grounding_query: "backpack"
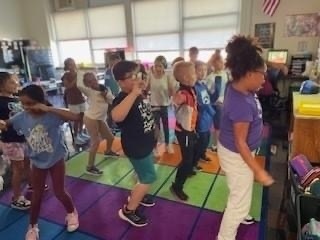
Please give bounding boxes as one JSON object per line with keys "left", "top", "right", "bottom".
{"left": 290, "top": 154, "right": 313, "bottom": 180}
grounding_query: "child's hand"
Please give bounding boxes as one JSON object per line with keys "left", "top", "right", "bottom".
{"left": 0, "top": 120, "right": 7, "bottom": 131}
{"left": 30, "top": 103, "right": 50, "bottom": 112}
{"left": 131, "top": 81, "right": 143, "bottom": 97}
{"left": 255, "top": 170, "right": 274, "bottom": 186}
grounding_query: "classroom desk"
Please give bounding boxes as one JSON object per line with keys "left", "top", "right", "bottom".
{"left": 291, "top": 92, "right": 320, "bottom": 163}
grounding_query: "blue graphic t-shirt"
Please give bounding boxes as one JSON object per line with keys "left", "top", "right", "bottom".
{"left": 9, "top": 111, "right": 68, "bottom": 169}
{"left": 0, "top": 96, "right": 25, "bottom": 143}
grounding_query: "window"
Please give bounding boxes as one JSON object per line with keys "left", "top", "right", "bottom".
{"left": 183, "top": 0, "right": 240, "bottom": 61}
{"left": 132, "top": 0, "right": 180, "bottom": 63}
{"left": 88, "top": 5, "right": 126, "bottom": 37}
{"left": 54, "top": 10, "right": 87, "bottom": 40}
{"left": 137, "top": 51, "right": 180, "bottom": 63}
{"left": 59, "top": 40, "right": 92, "bottom": 64}
{"left": 53, "top": 4, "right": 127, "bottom": 65}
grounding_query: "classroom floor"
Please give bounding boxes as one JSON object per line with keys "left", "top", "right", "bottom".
{"left": 0, "top": 123, "right": 271, "bottom": 240}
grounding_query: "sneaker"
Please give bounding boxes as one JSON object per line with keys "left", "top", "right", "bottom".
{"left": 25, "top": 225, "right": 39, "bottom": 240}
{"left": 128, "top": 195, "right": 155, "bottom": 207}
{"left": 27, "top": 184, "right": 49, "bottom": 192}
{"left": 104, "top": 150, "right": 120, "bottom": 157}
{"left": 80, "top": 132, "right": 90, "bottom": 140}
{"left": 242, "top": 215, "right": 255, "bottom": 225}
{"left": 74, "top": 136, "right": 86, "bottom": 145}
{"left": 11, "top": 196, "right": 31, "bottom": 210}
{"left": 166, "top": 144, "right": 174, "bottom": 154}
{"left": 195, "top": 165, "right": 202, "bottom": 171}
{"left": 210, "top": 145, "right": 217, "bottom": 152}
{"left": 0, "top": 176, "right": 4, "bottom": 191}
{"left": 86, "top": 166, "right": 103, "bottom": 176}
{"left": 188, "top": 170, "right": 197, "bottom": 177}
{"left": 170, "top": 184, "right": 189, "bottom": 201}
{"left": 200, "top": 156, "right": 211, "bottom": 162}
{"left": 66, "top": 209, "right": 79, "bottom": 232}
{"left": 118, "top": 206, "right": 148, "bottom": 227}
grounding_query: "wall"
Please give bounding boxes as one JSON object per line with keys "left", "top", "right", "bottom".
{"left": 0, "top": 0, "right": 27, "bottom": 39}
{"left": 249, "top": 0, "right": 320, "bottom": 58}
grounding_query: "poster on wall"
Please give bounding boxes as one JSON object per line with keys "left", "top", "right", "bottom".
{"left": 285, "top": 13, "right": 320, "bottom": 37}
{"left": 254, "top": 23, "right": 275, "bottom": 49}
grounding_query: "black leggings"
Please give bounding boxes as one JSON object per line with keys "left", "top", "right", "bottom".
{"left": 152, "top": 106, "right": 169, "bottom": 144}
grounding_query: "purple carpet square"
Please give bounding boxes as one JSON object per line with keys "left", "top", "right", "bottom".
{"left": 40, "top": 178, "right": 110, "bottom": 224}
{"left": 122, "top": 198, "right": 200, "bottom": 240}
{"left": 79, "top": 187, "right": 131, "bottom": 240}
{"left": 0, "top": 176, "right": 76, "bottom": 206}
{"left": 190, "top": 209, "right": 259, "bottom": 240}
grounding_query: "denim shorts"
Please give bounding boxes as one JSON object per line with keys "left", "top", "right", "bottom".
{"left": 129, "top": 152, "right": 156, "bottom": 184}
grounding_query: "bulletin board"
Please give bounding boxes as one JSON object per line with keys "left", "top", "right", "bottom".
{"left": 254, "top": 23, "right": 276, "bottom": 49}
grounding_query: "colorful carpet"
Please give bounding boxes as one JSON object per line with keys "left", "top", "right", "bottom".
{"left": 0, "top": 124, "right": 271, "bottom": 240}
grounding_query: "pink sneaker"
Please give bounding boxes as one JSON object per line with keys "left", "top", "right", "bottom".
{"left": 25, "top": 225, "right": 39, "bottom": 240}
{"left": 66, "top": 209, "right": 79, "bottom": 232}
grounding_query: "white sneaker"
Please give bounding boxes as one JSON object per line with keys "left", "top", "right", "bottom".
{"left": 74, "top": 136, "right": 86, "bottom": 145}
{"left": 25, "top": 225, "right": 39, "bottom": 240}
{"left": 166, "top": 144, "right": 174, "bottom": 154}
{"left": 66, "top": 209, "right": 79, "bottom": 232}
{"left": 80, "top": 132, "right": 90, "bottom": 140}
{"left": 241, "top": 215, "right": 255, "bottom": 225}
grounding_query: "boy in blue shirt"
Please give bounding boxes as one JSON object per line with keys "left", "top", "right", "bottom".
{"left": 193, "top": 61, "right": 215, "bottom": 170}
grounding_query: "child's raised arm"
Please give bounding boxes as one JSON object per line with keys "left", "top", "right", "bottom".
{"left": 29, "top": 104, "right": 80, "bottom": 122}
{"left": 111, "top": 82, "right": 142, "bottom": 122}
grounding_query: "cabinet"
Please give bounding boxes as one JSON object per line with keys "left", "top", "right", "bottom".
{"left": 291, "top": 92, "right": 320, "bottom": 163}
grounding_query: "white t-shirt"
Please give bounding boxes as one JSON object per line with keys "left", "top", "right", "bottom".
{"left": 149, "top": 72, "right": 176, "bottom": 107}
{"left": 206, "top": 70, "right": 229, "bottom": 104}
{"left": 77, "top": 72, "right": 113, "bottom": 120}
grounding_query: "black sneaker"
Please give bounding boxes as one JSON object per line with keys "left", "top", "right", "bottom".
{"left": 188, "top": 170, "right": 197, "bottom": 177}
{"left": 128, "top": 195, "right": 155, "bottom": 207}
{"left": 104, "top": 151, "right": 120, "bottom": 157}
{"left": 86, "top": 166, "right": 103, "bottom": 176}
{"left": 11, "top": 196, "right": 31, "bottom": 210}
{"left": 118, "top": 206, "right": 148, "bottom": 227}
{"left": 27, "top": 184, "right": 49, "bottom": 192}
{"left": 170, "top": 184, "right": 189, "bottom": 201}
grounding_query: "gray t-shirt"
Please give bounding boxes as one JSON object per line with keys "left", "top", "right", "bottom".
{"left": 219, "top": 85, "right": 263, "bottom": 153}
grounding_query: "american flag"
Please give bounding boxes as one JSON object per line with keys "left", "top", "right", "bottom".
{"left": 263, "top": 0, "right": 280, "bottom": 16}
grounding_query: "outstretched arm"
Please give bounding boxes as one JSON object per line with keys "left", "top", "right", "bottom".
{"left": 29, "top": 104, "right": 80, "bottom": 122}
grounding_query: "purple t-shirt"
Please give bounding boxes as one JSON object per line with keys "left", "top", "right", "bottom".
{"left": 219, "top": 85, "right": 263, "bottom": 153}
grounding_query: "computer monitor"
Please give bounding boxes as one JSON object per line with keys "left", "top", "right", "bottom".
{"left": 267, "top": 50, "right": 288, "bottom": 64}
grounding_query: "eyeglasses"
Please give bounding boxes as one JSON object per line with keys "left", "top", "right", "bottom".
{"left": 123, "top": 72, "right": 147, "bottom": 80}
{"left": 253, "top": 70, "right": 267, "bottom": 78}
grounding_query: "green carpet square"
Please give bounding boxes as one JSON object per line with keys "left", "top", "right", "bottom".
{"left": 66, "top": 152, "right": 105, "bottom": 177}
{"left": 204, "top": 175, "right": 263, "bottom": 221}
{"left": 80, "top": 157, "right": 133, "bottom": 186}
{"left": 156, "top": 171, "right": 215, "bottom": 207}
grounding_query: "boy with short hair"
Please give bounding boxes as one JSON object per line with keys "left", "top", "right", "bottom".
{"left": 189, "top": 47, "right": 199, "bottom": 64}
{"left": 170, "top": 61, "right": 198, "bottom": 201}
{"left": 111, "top": 61, "right": 157, "bottom": 227}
